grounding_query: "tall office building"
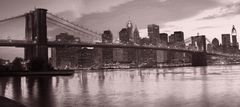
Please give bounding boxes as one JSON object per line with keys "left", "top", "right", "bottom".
{"left": 102, "top": 30, "right": 113, "bottom": 43}
{"left": 212, "top": 38, "right": 220, "bottom": 52}
{"left": 102, "top": 30, "right": 113, "bottom": 64}
{"left": 148, "top": 24, "right": 160, "bottom": 45}
{"left": 138, "top": 38, "right": 156, "bottom": 67}
{"left": 222, "top": 34, "right": 231, "bottom": 53}
{"left": 116, "top": 21, "right": 136, "bottom": 63}
{"left": 231, "top": 25, "right": 239, "bottom": 53}
{"left": 133, "top": 26, "right": 141, "bottom": 44}
{"left": 119, "top": 28, "right": 130, "bottom": 44}
{"left": 212, "top": 38, "right": 220, "bottom": 46}
{"left": 51, "top": 33, "right": 97, "bottom": 68}
{"left": 168, "top": 31, "right": 185, "bottom": 63}
{"left": 169, "top": 31, "right": 184, "bottom": 45}
{"left": 52, "top": 33, "right": 80, "bottom": 68}
{"left": 159, "top": 33, "right": 168, "bottom": 45}
{"left": 126, "top": 20, "right": 133, "bottom": 42}
{"left": 222, "top": 34, "right": 231, "bottom": 46}
{"left": 156, "top": 33, "right": 168, "bottom": 65}
{"left": 232, "top": 25, "right": 238, "bottom": 46}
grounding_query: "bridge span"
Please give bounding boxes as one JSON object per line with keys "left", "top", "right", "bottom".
{"left": 0, "top": 40, "right": 238, "bottom": 57}
{"left": 0, "top": 8, "right": 239, "bottom": 68}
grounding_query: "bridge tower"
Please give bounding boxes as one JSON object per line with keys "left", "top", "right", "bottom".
{"left": 24, "top": 8, "right": 48, "bottom": 70}
{"left": 25, "top": 11, "right": 36, "bottom": 60}
{"left": 191, "top": 35, "right": 207, "bottom": 66}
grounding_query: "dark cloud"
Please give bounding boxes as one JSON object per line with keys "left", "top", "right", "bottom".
{"left": 75, "top": 0, "right": 219, "bottom": 39}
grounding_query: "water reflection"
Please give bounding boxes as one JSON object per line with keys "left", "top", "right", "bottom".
{"left": 12, "top": 77, "right": 22, "bottom": 101}
{"left": 200, "top": 74, "right": 210, "bottom": 107}
{"left": 0, "top": 65, "right": 240, "bottom": 107}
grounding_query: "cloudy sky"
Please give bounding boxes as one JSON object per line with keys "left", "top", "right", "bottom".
{"left": 0, "top": 0, "right": 240, "bottom": 60}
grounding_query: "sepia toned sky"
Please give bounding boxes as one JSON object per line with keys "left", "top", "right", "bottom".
{"left": 0, "top": 0, "right": 240, "bottom": 60}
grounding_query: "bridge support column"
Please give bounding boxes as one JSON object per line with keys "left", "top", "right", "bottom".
{"left": 25, "top": 8, "right": 48, "bottom": 70}
{"left": 34, "top": 8, "right": 48, "bottom": 70}
{"left": 192, "top": 52, "right": 207, "bottom": 66}
{"left": 24, "top": 11, "right": 36, "bottom": 60}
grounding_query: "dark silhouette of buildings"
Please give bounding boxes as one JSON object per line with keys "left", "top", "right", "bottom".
{"left": 212, "top": 38, "right": 220, "bottom": 47}
{"left": 102, "top": 30, "right": 113, "bottom": 43}
{"left": 139, "top": 37, "right": 156, "bottom": 67}
{"left": 212, "top": 38, "right": 221, "bottom": 52}
{"left": 169, "top": 31, "right": 184, "bottom": 45}
{"left": 159, "top": 33, "right": 168, "bottom": 45}
{"left": 148, "top": 24, "right": 160, "bottom": 45}
{"left": 119, "top": 28, "right": 130, "bottom": 44}
{"left": 115, "top": 21, "right": 138, "bottom": 64}
{"left": 102, "top": 30, "right": 113, "bottom": 64}
{"left": 156, "top": 33, "right": 168, "bottom": 65}
{"left": 127, "top": 20, "right": 134, "bottom": 42}
{"left": 231, "top": 25, "right": 239, "bottom": 53}
{"left": 51, "top": 33, "right": 95, "bottom": 68}
{"left": 133, "top": 26, "right": 141, "bottom": 44}
{"left": 220, "top": 26, "right": 239, "bottom": 53}
{"left": 222, "top": 34, "right": 231, "bottom": 53}
{"left": 47, "top": 21, "right": 240, "bottom": 69}
{"left": 51, "top": 33, "right": 79, "bottom": 68}
{"left": 168, "top": 31, "right": 185, "bottom": 63}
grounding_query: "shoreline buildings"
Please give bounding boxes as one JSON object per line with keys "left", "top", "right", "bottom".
{"left": 221, "top": 25, "right": 239, "bottom": 53}
{"left": 51, "top": 22, "right": 240, "bottom": 69}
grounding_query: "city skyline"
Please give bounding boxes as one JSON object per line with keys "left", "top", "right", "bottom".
{"left": 2, "top": 1, "right": 240, "bottom": 107}
{"left": 0, "top": 0, "right": 240, "bottom": 39}
{"left": 0, "top": 0, "right": 240, "bottom": 60}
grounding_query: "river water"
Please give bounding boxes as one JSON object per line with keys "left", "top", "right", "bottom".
{"left": 1, "top": 65, "right": 240, "bottom": 107}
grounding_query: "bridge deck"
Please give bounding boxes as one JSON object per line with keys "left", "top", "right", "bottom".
{"left": 0, "top": 40, "right": 238, "bottom": 57}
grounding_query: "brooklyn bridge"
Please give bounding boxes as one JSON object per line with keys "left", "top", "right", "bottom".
{"left": 0, "top": 8, "right": 239, "bottom": 69}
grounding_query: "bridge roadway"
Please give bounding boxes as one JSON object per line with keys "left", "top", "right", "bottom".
{"left": 0, "top": 40, "right": 238, "bottom": 57}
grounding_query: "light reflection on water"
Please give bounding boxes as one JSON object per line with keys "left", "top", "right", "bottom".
{"left": 1, "top": 65, "right": 240, "bottom": 107}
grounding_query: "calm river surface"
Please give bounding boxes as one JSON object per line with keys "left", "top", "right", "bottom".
{"left": 1, "top": 65, "right": 240, "bottom": 107}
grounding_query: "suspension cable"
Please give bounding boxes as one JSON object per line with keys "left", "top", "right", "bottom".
{"left": 47, "top": 17, "right": 96, "bottom": 37}
{"left": 47, "top": 12, "right": 100, "bottom": 36}
{"left": 0, "top": 14, "right": 25, "bottom": 24}
{"left": 47, "top": 18, "right": 91, "bottom": 38}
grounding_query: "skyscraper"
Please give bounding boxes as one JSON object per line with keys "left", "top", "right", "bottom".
{"left": 52, "top": 33, "right": 81, "bottom": 68}
{"left": 212, "top": 38, "right": 220, "bottom": 52}
{"left": 102, "top": 30, "right": 113, "bottom": 43}
{"left": 232, "top": 25, "right": 237, "bottom": 45}
{"left": 156, "top": 33, "right": 168, "bottom": 65}
{"left": 116, "top": 21, "right": 136, "bottom": 64}
{"left": 168, "top": 31, "right": 185, "bottom": 63}
{"left": 119, "top": 28, "right": 129, "bottom": 44}
{"left": 170, "top": 31, "right": 184, "bottom": 43}
{"left": 148, "top": 24, "right": 159, "bottom": 45}
{"left": 159, "top": 33, "right": 168, "bottom": 45}
{"left": 222, "top": 34, "right": 231, "bottom": 53}
{"left": 126, "top": 20, "right": 133, "bottom": 42}
{"left": 133, "top": 26, "right": 141, "bottom": 44}
{"left": 102, "top": 30, "right": 113, "bottom": 64}
{"left": 231, "top": 25, "right": 239, "bottom": 53}
{"left": 139, "top": 38, "right": 156, "bottom": 67}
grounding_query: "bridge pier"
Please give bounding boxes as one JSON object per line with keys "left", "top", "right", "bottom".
{"left": 192, "top": 52, "right": 207, "bottom": 66}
